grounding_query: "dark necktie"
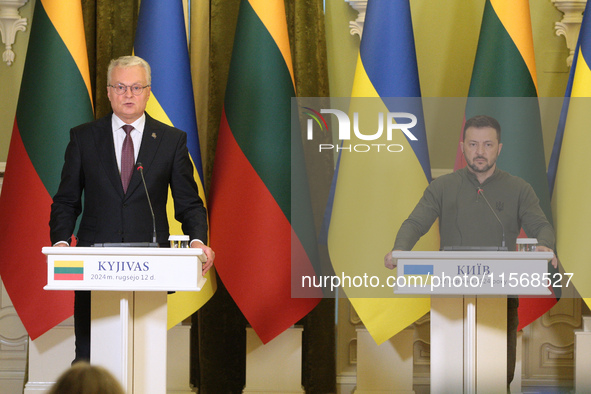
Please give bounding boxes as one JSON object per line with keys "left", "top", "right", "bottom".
{"left": 121, "top": 124, "right": 134, "bottom": 193}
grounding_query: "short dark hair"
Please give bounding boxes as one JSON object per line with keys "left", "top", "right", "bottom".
{"left": 463, "top": 115, "right": 501, "bottom": 143}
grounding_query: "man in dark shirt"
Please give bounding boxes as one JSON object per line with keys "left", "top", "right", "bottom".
{"left": 385, "top": 115, "right": 557, "bottom": 384}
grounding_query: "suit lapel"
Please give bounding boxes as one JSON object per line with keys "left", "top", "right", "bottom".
{"left": 125, "top": 113, "right": 164, "bottom": 197}
{"left": 93, "top": 115, "right": 125, "bottom": 198}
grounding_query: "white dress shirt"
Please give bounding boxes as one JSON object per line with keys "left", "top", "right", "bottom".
{"left": 112, "top": 113, "right": 145, "bottom": 173}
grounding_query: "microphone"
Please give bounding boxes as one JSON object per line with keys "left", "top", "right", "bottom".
{"left": 477, "top": 188, "right": 507, "bottom": 250}
{"left": 137, "top": 162, "right": 157, "bottom": 245}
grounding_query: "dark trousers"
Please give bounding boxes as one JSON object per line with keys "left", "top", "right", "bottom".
{"left": 73, "top": 290, "right": 91, "bottom": 362}
{"left": 507, "top": 305, "right": 519, "bottom": 385}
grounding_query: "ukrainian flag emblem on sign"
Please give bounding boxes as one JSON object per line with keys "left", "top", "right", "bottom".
{"left": 54, "top": 261, "right": 84, "bottom": 280}
{"left": 403, "top": 264, "right": 433, "bottom": 286}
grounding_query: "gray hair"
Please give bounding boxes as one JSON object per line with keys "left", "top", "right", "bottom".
{"left": 107, "top": 56, "right": 151, "bottom": 85}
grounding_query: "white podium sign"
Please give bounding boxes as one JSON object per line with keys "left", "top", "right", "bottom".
{"left": 43, "top": 246, "right": 206, "bottom": 291}
{"left": 42, "top": 246, "right": 206, "bottom": 394}
{"left": 393, "top": 251, "right": 552, "bottom": 295}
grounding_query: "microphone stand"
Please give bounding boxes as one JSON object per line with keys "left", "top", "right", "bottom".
{"left": 137, "top": 162, "right": 158, "bottom": 247}
{"left": 478, "top": 188, "right": 507, "bottom": 251}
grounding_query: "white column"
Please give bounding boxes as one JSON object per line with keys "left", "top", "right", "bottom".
{"left": 575, "top": 315, "right": 591, "bottom": 392}
{"left": 90, "top": 291, "right": 134, "bottom": 393}
{"left": 167, "top": 323, "right": 193, "bottom": 394}
{"left": 132, "top": 292, "right": 168, "bottom": 394}
{"left": 91, "top": 291, "right": 168, "bottom": 394}
{"left": 475, "top": 297, "right": 506, "bottom": 393}
{"left": 354, "top": 327, "right": 414, "bottom": 394}
{"left": 243, "top": 326, "right": 304, "bottom": 393}
{"left": 24, "top": 318, "right": 75, "bottom": 393}
{"left": 430, "top": 297, "right": 464, "bottom": 393}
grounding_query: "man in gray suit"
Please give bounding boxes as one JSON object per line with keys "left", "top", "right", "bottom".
{"left": 50, "top": 56, "right": 214, "bottom": 362}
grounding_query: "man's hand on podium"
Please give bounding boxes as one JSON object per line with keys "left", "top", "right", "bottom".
{"left": 384, "top": 250, "right": 402, "bottom": 270}
{"left": 190, "top": 241, "right": 215, "bottom": 274}
{"left": 536, "top": 245, "right": 558, "bottom": 269}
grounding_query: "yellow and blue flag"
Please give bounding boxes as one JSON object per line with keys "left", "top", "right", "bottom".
{"left": 134, "top": 0, "right": 216, "bottom": 328}
{"left": 548, "top": 1, "right": 591, "bottom": 306}
{"left": 327, "top": 0, "right": 439, "bottom": 345}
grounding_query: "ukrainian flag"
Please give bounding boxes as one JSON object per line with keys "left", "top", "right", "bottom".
{"left": 402, "top": 264, "right": 433, "bottom": 288}
{"left": 548, "top": 1, "right": 591, "bottom": 305}
{"left": 134, "top": 0, "right": 216, "bottom": 328}
{"left": 327, "top": 0, "right": 439, "bottom": 345}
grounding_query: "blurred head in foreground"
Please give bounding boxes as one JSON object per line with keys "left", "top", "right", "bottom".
{"left": 48, "top": 362, "right": 125, "bottom": 394}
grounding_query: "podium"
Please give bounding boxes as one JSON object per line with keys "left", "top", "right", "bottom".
{"left": 391, "top": 251, "right": 553, "bottom": 393}
{"left": 42, "top": 246, "right": 206, "bottom": 394}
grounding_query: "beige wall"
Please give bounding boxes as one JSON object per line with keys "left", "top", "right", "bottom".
{"left": 0, "top": 0, "right": 35, "bottom": 163}
{"left": 325, "top": 0, "right": 359, "bottom": 98}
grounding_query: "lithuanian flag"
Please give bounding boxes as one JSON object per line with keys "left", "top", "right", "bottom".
{"left": 0, "top": 0, "right": 93, "bottom": 339}
{"left": 454, "top": 0, "right": 557, "bottom": 329}
{"left": 209, "top": 0, "right": 320, "bottom": 344}
{"left": 54, "top": 261, "right": 84, "bottom": 281}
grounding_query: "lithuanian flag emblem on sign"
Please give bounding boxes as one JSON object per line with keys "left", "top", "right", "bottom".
{"left": 54, "top": 261, "right": 84, "bottom": 280}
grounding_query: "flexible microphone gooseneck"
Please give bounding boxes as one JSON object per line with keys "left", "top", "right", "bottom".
{"left": 137, "top": 162, "right": 157, "bottom": 244}
{"left": 477, "top": 187, "right": 507, "bottom": 250}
